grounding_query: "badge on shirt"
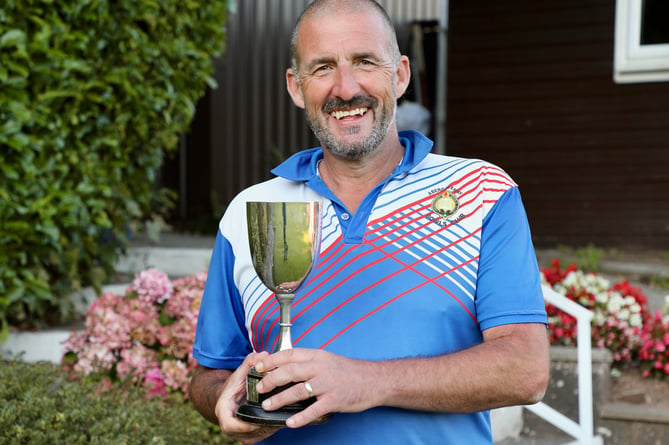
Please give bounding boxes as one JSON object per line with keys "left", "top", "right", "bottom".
{"left": 429, "top": 189, "right": 461, "bottom": 226}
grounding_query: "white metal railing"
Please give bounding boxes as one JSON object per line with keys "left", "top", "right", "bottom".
{"left": 523, "top": 284, "right": 601, "bottom": 445}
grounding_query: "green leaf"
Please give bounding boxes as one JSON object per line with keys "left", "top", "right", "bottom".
{"left": 6, "top": 283, "right": 25, "bottom": 304}
{"left": 0, "top": 29, "right": 26, "bottom": 48}
{"left": 0, "top": 0, "right": 227, "bottom": 330}
{"left": 0, "top": 164, "right": 20, "bottom": 180}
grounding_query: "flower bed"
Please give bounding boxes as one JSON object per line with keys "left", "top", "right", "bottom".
{"left": 62, "top": 261, "right": 669, "bottom": 400}
{"left": 542, "top": 259, "right": 669, "bottom": 378}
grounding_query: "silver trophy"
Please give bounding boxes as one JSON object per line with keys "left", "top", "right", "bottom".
{"left": 235, "top": 201, "right": 328, "bottom": 425}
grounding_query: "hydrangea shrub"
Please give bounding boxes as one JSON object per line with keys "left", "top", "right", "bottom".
{"left": 63, "top": 269, "right": 206, "bottom": 397}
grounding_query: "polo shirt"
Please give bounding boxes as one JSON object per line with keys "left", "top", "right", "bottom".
{"left": 193, "top": 130, "right": 547, "bottom": 445}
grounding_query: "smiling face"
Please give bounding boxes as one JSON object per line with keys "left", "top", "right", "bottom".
{"left": 286, "top": 5, "right": 410, "bottom": 160}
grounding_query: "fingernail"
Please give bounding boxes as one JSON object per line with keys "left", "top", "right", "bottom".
{"left": 286, "top": 418, "right": 295, "bottom": 427}
{"left": 256, "top": 381, "right": 263, "bottom": 392}
{"left": 262, "top": 399, "right": 271, "bottom": 409}
{"left": 255, "top": 362, "right": 265, "bottom": 372}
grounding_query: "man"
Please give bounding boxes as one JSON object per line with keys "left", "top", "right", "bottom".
{"left": 189, "top": 1, "right": 550, "bottom": 444}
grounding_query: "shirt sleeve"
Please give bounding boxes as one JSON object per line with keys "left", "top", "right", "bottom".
{"left": 475, "top": 187, "right": 548, "bottom": 331}
{"left": 192, "top": 231, "right": 252, "bottom": 369}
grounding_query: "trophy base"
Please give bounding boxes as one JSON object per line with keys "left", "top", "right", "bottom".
{"left": 234, "top": 367, "right": 330, "bottom": 425}
{"left": 235, "top": 401, "right": 329, "bottom": 426}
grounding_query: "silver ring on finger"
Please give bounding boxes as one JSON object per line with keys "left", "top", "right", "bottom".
{"left": 304, "top": 381, "right": 314, "bottom": 398}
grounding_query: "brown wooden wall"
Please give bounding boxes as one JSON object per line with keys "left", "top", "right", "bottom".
{"left": 447, "top": 0, "right": 669, "bottom": 250}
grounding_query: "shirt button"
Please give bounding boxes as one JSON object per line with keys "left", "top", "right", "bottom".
{"left": 341, "top": 213, "right": 350, "bottom": 221}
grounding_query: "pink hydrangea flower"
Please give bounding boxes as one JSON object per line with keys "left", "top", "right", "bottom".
{"left": 132, "top": 268, "right": 173, "bottom": 304}
{"left": 62, "top": 269, "right": 207, "bottom": 399}
{"left": 143, "top": 367, "right": 168, "bottom": 397}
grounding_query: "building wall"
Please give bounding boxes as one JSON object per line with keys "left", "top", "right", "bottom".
{"left": 447, "top": 0, "right": 669, "bottom": 249}
{"left": 173, "top": 0, "right": 669, "bottom": 250}
{"left": 173, "top": 0, "right": 442, "bottom": 222}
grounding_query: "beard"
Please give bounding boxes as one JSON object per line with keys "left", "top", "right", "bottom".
{"left": 305, "top": 95, "right": 395, "bottom": 161}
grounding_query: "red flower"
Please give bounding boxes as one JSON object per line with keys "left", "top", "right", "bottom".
{"left": 542, "top": 258, "right": 668, "bottom": 380}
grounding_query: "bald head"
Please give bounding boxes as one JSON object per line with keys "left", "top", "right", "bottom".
{"left": 290, "top": 0, "right": 401, "bottom": 77}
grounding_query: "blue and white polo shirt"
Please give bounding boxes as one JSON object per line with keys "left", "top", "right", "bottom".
{"left": 193, "top": 130, "right": 547, "bottom": 445}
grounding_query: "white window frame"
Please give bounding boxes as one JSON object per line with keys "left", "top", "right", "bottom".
{"left": 614, "top": 0, "right": 669, "bottom": 83}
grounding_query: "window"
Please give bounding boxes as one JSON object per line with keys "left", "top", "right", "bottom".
{"left": 614, "top": 0, "right": 669, "bottom": 83}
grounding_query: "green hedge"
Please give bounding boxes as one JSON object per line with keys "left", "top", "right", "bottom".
{"left": 0, "top": 360, "right": 238, "bottom": 444}
{"left": 0, "top": 0, "right": 226, "bottom": 337}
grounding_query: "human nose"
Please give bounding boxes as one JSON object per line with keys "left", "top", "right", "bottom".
{"left": 331, "top": 64, "right": 361, "bottom": 100}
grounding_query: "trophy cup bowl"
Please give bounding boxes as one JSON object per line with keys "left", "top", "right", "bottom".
{"left": 235, "top": 201, "right": 328, "bottom": 425}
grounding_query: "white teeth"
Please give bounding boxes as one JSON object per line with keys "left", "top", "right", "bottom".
{"left": 331, "top": 108, "right": 368, "bottom": 120}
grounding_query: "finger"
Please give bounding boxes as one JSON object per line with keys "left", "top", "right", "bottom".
{"left": 255, "top": 347, "right": 306, "bottom": 373}
{"left": 216, "top": 352, "right": 282, "bottom": 443}
{"left": 256, "top": 367, "right": 301, "bottom": 395}
{"left": 246, "top": 350, "right": 270, "bottom": 371}
{"left": 285, "top": 399, "right": 331, "bottom": 429}
{"left": 215, "top": 351, "right": 271, "bottom": 425}
{"left": 255, "top": 350, "right": 316, "bottom": 394}
{"left": 260, "top": 379, "right": 314, "bottom": 412}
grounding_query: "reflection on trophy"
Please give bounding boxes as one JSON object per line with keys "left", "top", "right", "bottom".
{"left": 235, "top": 201, "right": 329, "bottom": 425}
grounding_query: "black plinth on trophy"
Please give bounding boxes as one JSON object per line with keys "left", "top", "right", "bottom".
{"left": 235, "top": 369, "right": 325, "bottom": 426}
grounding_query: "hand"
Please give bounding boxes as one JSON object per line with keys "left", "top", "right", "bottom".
{"left": 214, "top": 351, "right": 282, "bottom": 444}
{"left": 254, "top": 348, "right": 377, "bottom": 428}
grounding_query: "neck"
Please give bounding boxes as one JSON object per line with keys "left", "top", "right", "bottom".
{"left": 318, "top": 138, "right": 404, "bottom": 214}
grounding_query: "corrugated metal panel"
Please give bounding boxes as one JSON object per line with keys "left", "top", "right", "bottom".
{"left": 380, "top": 0, "right": 441, "bottom": 22}
{"left": 206, "top": 0, "right": 443, "bottom": 209}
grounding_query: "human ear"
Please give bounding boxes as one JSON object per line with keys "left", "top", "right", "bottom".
{"left": 394, "top": 55, "right": 412, "bottom": 99}
{"left": 286, "top": 68, "right": 305, "bottom": 109}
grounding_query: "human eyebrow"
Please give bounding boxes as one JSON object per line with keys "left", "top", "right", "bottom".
{"left": 352, "top": 52, "right": 380, "bottom": 62}
{"left": 305, "top": 57, "right": 336, "bottom": 72}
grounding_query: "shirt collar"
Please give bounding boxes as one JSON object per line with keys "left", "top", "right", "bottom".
{"left": 271, "top": 130, "right": 433, "bottom": 182}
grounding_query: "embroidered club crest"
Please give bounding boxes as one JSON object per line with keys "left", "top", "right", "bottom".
{"left": 430, "top": 190, "right": 460, "bottom": 223}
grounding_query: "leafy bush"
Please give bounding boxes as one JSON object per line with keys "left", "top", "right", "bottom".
{"left": 63, "top": 269, "right": 205, "bottom": 397}
{"left": 0, "top": 360, "right": 237, "bottom": 444}
{"left": 0, "top": 0, "right": 226, "bottom": 337}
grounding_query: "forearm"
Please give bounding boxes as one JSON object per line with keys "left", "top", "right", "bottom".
{"left": 188, "top": 365, "right": 233, "bottom": 424}
{"left": 249, "top": 323, "right": 549, "bottom": 428}
{"left": 369, "top": 323, "right": 550, "bottom": 413}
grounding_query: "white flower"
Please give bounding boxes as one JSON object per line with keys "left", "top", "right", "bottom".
{"left": 630, "top": 313, "right": 643, "bottom": 328}
{"left": 561, "top": 270, "right": 610, "bottom": 295}
{"left": 593, "top": 312, "right": 607, "bottom": 324}
{"left": 607, "top": 293, "right": 623, "bottom": 313}
{"left": 554, "top": 283, "right": 568, "bottom": 294}
{"left": 623, "top": 296, "right": 637, "bottom": 306}
{"left": 595, "top": 292, "right": 609, "bottom": 303}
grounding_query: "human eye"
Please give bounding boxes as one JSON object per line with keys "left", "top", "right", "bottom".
{"left": 310, "top": 64, "right": 332, "bottom": 76}
{"left": 355, "top": 56, "right": 378, "bottom": 69}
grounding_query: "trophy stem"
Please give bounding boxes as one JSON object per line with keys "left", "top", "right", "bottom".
{"left": 275, "top": 292, "right": 294, "bottom": 352}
